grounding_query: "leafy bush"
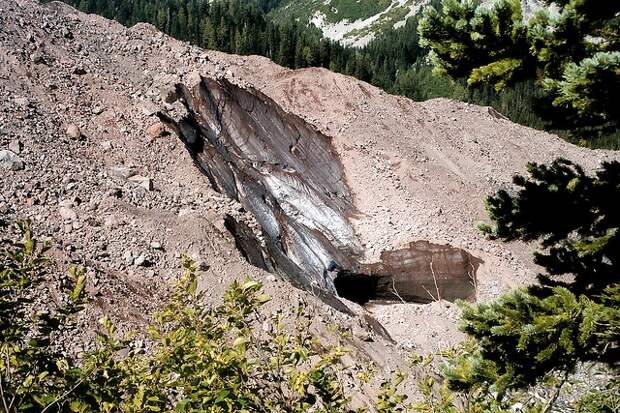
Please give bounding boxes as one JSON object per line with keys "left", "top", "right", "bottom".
{"left": 1, "top": 222, "right": 413, "bottom": 412}
{"left": 0, "top": 221, "right": 87, "bottom": 412}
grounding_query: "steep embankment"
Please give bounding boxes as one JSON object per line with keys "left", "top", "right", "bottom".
{"left": 0, "top": 0, "right": 616, "bottom": 359}
{"left": 159, "top": 76, "right": 480, "bottom": 304}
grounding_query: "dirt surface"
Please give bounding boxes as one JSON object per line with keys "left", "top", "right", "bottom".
{"left": 0, "top": 0, "right": 617, "bottom": 401}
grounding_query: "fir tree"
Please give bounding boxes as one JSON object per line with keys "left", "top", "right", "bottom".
{"left": 445, "top": 159, "right": 620, "bottom": 407}
{"left": 419, "top": 0, "right": 620, "bottom": 134}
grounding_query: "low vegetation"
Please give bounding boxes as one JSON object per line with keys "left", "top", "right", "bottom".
{"left": 1, "top": 222, "right": 414, "bottom": 412}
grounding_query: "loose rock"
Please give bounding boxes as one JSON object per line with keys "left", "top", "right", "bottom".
{"left": 66, "top": 124, "right": 81, "bottom": 140}
{"left": 128, "top": 175, "right": 153, "bottom": 191}
{"left": 145, "top": 122, "right": 166, "bottom": 140}
{"left": 0, "top": 150, "right": 25, "bottom": 170}
{"left": 58, "top": 206, "right": 77, "bottom": 221}
{"left": 8, "top": 139, "right": 22, "bottom": 154}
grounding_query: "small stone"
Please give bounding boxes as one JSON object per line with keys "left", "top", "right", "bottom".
{"left": 61, "top": 27, "right": 73, "bottom": 39}
{"left": 145, "top": 122, "right": 166, "bottom": 140}
{"left": 128, "top": 175, "right": 153, "bottom": 191}
{"left": 110, "top": 166, "right": 136, "bottom": 179}
{"left": 92, "top": 106, "right": 104, "bottom": 115}
{"left": 14, "top": 97, "right": 30, "bottom": 110}
{"left": 133, "top": 253, "right": 148, "bottom": 267}
{"left": 58, "top": 206, "right": 77, "bottom": 221}
{"left": 0, "top": 150, "right": 24, "bottom": 170}
{"left": 8, "top": 139, "right": 22, "bottom": 154}
{"left": 150, "top": 241, "right": 162, "bottom": 250}
{"left": 178, "top": 208, "right": 193, "bottom": 217}
{"left": 123, "top": 250, "right": 134, "bottom": 265}
{"left": 66, "top": 124, "right": 81, "bottom": 140}
{"left": 351, "top": 323, "right": 373, "bottom": 342}
{"left": 104, "top": 215, "right": 121, "bottom": 228}
{"left": 262, "top": 320, "right": 272, "bottom": 333}
{"left": 140, "top": 177, "right": 153, "bottom": 191}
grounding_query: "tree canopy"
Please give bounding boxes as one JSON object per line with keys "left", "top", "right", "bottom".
{"left": 419, "top": 0, "right": 620, "bottom": 134}
{"left": 442, "top": 160, "right": 620, "bottom": 411}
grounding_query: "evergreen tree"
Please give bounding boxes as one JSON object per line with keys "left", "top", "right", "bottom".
{"left": 419, "top": 0, "right": 620, "bottom": 134}
{"left": 444, "top": 159, "right": 620, "bottom": 408}
{"left": 201, "top": 18, "right": 217, "bottom": 50}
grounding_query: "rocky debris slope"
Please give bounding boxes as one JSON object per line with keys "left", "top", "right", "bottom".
{"left": 0, "top": 0, "right": 616, "bottom": 370}
{"left": 0, "top": 1, "right": 418, "bottom": 401}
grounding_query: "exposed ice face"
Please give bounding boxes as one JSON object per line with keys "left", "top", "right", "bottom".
{"left": 162, "top": 76, "right": 479, "bottom": 306}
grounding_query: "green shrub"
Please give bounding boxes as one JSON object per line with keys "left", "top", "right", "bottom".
{"left": 1, "top": 222, "right": 414, "bottom": 412}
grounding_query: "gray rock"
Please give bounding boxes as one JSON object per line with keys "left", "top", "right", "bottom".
{"left": 123, "top": 250, "right": 134, "bottom": 265}
{"left": 58, "top": 206, "right": 77, "bottom": 221}
{"left": 0, "top": 150, "right": 25, "bottom": 170}
{"left": 134, "top": 253, "right": 148, "bottom": 267}
{"left": 61, "top": 27, "right": 73, "bottom": 39}
{"left": 8, "top": 139, "right": 22, "bottom": 154}
{"left": 128, "top": 175, "right": 153, "bottom": 191}
{"left": 110, "top": 166, "right": 136, "bottom": 179}
{"left": 13, "top": 96, "right": 30, "bottom": 107}
{"left": 104, "top": 215, "right": 122, "bottom": 228}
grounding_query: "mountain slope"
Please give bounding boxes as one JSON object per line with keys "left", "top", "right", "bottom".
{"left": 271, "top": 0, "right": 427, "bottom": 46}
{"left": 271, "top": 0, "right": 545, "bottom": 47}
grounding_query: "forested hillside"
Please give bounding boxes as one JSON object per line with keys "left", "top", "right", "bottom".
{"left": 268, "top": 0, "right": 423, "bottom": 47}
{"left": 63, "top": 0, "right": 618, "bottom": 148}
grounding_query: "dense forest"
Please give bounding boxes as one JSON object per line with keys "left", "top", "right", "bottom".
{"left": 63, "top": 0, "right": 618, "bottom": 148}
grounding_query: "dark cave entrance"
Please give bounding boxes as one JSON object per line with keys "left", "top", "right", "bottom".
{"left": 333, "top": 270, "right": 380, "bottom": 305}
